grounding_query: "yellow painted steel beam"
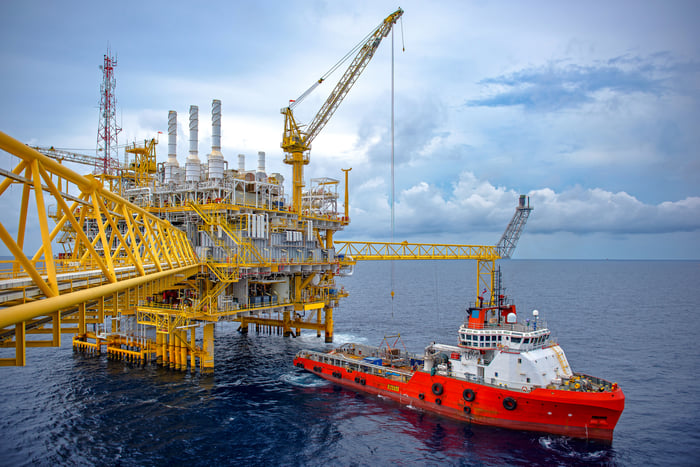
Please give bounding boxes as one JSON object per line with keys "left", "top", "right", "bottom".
{"left": 334, "top": 241, "right": 500, "bottom": 261}
{"left": 103, "top": 208, "right": 144, "bottom": 275}
{"left": 30, "top": 160, "right": 58, "bottom": 295}
{"left": 0, "top": 222, "right": 56, "bottom": 297}
{"left": 335, "top": 240, "right": 501, "bottom": 313}
{"left": 0, "top": 132, "right": 199, "bottom": 346}
{"left": 15, "top": 166, "right": 30, "bottom": 276}
{"left": 0, "top": 264, "right": 199, "bottom": 330}
{"left": 477, "top": 259, "right": 496, "bottom": 307}
{"left": 38, "top": 169, "right": 115, "bottom": 279}
{"left": 300, "top": 273, "right": 316, "bottom": 290}
{"left": 0, "top": 160, "right": 27, "bottom": 196}
{"left": 239, "top": 316, "right": 327, "bottom": 332}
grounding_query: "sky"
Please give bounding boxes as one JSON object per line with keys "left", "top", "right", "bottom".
{"left": 1, "top": 0, "right": 699, "bottom": 259}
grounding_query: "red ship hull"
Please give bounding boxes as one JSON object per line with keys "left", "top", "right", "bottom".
{"left": 293, "top": 355, "right": 624, "bottom": 442}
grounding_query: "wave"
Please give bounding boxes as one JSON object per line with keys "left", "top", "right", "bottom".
{"left": 279, "top": 371, "right": 330, "bottom": 388}
{"left": 328, "top": 333, "right": 369, "bottom": 345}
{"left": 538, "top": 436, "right": 609, "bottom": 461}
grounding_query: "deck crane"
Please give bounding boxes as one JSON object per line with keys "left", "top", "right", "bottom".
{"left": 281, "top": 7, "right": 404, "bottom": 215}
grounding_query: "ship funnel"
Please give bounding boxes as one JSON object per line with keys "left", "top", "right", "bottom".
{"left": 208, "top": 99, "right": 224, "bottom": 180}
{"left": 165, "top": 110, "right": 178, "bottom": 183}
{"left": 238, "top": 153, "right": 245, "bottom": 172}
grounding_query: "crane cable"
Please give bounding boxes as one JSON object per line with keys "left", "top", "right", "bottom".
{"left": 289, "top": 20, "right": 380, "bottom": 111}
{"left": 390, "top": 25, "right": 396, "bottom": 318}
{"left": 389, "top": 16, "right": 406, "bottom": 318}
{"left": 389, "top": 16, "right": 407, "bottom": 319}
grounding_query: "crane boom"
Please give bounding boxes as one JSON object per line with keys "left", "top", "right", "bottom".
{"left": 281, "top": 8, "right": 403, "bottom": 213}
{"left": 31, "top": 146, "right": 105, "bottom": 167}
{"left": 496, "top": 195, "right": 533, "bottom": 259}
{"left": 305, "top": 8, "right": 403, "bottom": 145}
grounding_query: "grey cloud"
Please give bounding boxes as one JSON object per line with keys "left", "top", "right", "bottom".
{"left": 358, "top": 95, "right": 449, "bottom": 167}
{"left": 467, "top": 54, "right": 695, "bottom": 112}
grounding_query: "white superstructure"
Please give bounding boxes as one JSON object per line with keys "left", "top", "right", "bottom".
{"left": 424, "top": 306, "right": 573, "bottom": 391}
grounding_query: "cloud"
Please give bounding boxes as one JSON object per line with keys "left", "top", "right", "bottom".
{"left": 357, "top": 94, "right": 449, "bottom": 168}
{"left": 529, "top": 187, "right": 700, "bottom": 234}
{"left": 343, "top": 171, "right": 700, "bottom": 242}
{"left": 467, "top": 54, "right": 697, "bottom": 112}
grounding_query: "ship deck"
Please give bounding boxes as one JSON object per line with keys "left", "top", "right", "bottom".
{"left": 297, "top": 344, "right": 617, "bottom": 394}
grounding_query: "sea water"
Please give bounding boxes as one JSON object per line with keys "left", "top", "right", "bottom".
{"left": 1, "top": 260, "right": 699, "bottom": 466}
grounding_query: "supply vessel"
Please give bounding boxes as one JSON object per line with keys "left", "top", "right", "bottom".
{"left": 293, "top": 273, "right": 625, "bottom": 441}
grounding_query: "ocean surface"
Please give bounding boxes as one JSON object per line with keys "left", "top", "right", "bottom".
{"left": 1, "top": 260, "right": 699, "bottom": 466}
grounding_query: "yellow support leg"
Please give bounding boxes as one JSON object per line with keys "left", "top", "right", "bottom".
{"left": 316, "top": 309, "right": 321, "bottom": 338}
{"left": 173, "top": 332, "right": 180, "bottom": 370}
{"left": 180, "top": 330, "right": 188, "bottom": 372}
{"left": 156, "top": 332, "right": 163, "bottom": 364}
{"left": 52, "top": 311, "right": 61, "bottom": 347}
{"left": 283, "top": 310, "right": 292, "bottom": 337}
{"left": 16, "top": 321, "right": 26, "bottom": 366}
{"left": 324, "top": 306, "right": 334, "bottom": 343}
{"left": 190, "top": 328, "right": 196, "bottom": 372}
{"left": 202, "top": 323, "right": 214, "bottom": 373}
{"left": 78, "top": 302, "right": 86, "bottom": 335}
{"left": 169, "top": 333, "right": 176, "bottom": 369}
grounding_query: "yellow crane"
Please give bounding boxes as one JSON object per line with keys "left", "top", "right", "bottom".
{"left": 281, "top": 8, "right": 404, "bottom": 215}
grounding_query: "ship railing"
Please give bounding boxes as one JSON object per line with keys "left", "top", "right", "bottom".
{"left": 574, "top": 373, "right": 615, "bottom": 388}
{"left": 465, "top": 319, "right": 549, "bottom": 333}
{"left": 463, "top": 374, "right": 485, "bottom": 384}
{"left": 297, "top": 349, "right": 414, "bottom": 382}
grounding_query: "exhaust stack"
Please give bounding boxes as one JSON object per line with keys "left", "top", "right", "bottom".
{"left": 185, "top": 105, "right": 200, "bottom": 182}
{"left": 257, "top": 151, "right": 266, "bottom": 173}
{"left": 256, "top": 151, "right": 266, "bottom": 181}
{"left": 164, "top": 110, "right": 178, "bottom": 183}
{"left": 208, "top": 99, "right": 224, "bottom": 180}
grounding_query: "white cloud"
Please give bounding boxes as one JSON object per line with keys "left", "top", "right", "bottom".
{"left": 342, "top": 171, "right": 700, "bottom": 244}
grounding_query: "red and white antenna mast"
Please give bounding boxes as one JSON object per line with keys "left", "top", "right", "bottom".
{"left": 95, "top": 48, "right": 121, "bottom": 175}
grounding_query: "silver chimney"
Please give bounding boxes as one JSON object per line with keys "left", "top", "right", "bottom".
{"left": 185, "top": 105, "right": 200, "bottom": 182}
{"left": 208, "top": 99, "right": 224, "bottom": 180}
{"left": 164, "top": 110, "right": 178, "bottom": 183}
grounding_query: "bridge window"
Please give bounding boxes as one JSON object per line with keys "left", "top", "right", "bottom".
{"left": 512, "top": 337, "right": 521, "bottom": 343}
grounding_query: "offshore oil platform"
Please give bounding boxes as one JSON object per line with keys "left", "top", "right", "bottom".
{"left": 0, "top": 9, "right": 531, "bottom": 373}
